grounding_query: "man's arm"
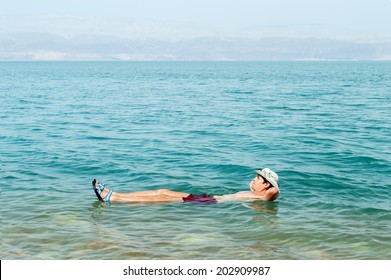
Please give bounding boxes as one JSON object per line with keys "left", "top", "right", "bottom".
{"left": 215, "top": 191, "right": 259, "bottom": 202}
{"left": 215, "top": 189, "right": 279, "bottom": 202}
{"left": 262, "top": 188, "right": 279, "bottom": 201}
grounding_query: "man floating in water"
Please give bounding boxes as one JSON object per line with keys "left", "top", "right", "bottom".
{"left": 92, "top": 168, "right": 280, "bottom": 204}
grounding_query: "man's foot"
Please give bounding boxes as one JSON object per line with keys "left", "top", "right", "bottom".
{"left": 92, "top": 179, "right": 105, "bottom": 201}
{"left": 91, "top": 179, "right": 112, "bottom": 202}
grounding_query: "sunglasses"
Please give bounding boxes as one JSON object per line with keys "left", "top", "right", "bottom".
{"left": 256, "top": 174, "right": 269, "bottom": 183}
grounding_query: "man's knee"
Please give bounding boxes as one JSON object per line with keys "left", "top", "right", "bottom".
{"left": 156, "top": 189, "right": 169, "bottom": 195}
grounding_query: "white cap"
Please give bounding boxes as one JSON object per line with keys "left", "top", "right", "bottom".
{"left": 254, "top": 168, "right": 279, "bottom": 192}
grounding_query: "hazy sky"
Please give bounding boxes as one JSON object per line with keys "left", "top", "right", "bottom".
{"left": 2, "top": 0, "right": 391, "bottom": 38}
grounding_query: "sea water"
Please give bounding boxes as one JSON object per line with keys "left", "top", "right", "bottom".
{"left": 1, "top": 61, "right": 390, "bottom": 259}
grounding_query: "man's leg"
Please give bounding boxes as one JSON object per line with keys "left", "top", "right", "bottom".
{"left": 100, "top": 188, "right": 189, "bottom": 203}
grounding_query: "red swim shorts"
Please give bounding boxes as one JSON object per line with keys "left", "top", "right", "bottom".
{"left": 182, "top": 194, "right": 217, "bottom": 204}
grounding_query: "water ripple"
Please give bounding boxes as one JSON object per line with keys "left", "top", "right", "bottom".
{"left": 1, "top": 61, "right": 390, "bottom": 260}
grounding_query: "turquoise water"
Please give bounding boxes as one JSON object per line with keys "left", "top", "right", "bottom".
{"left": 1, "top": 61, "right": 390, "bottom": 260}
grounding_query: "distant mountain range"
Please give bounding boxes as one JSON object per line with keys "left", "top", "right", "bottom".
{"left": 1, "top": 16, "right": 390, "bottom": 60}
{"left": 1, "top": 32, "right": 390, "bottom": 60}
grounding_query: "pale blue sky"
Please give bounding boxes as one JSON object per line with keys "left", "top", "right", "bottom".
{"left": 2, "top": 0, "right": 391, "bottom": 38}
